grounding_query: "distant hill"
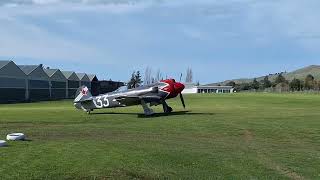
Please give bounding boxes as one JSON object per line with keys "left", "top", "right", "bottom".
{"left": 208, "top": 65, "right": 320, "bottom": 86}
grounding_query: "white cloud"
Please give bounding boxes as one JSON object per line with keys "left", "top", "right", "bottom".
{"left": 1, "top": 0, "right": 320, "bottom": 65}
{"left": 0, "top": 18, "right": 103, "bottom": 62}
{"left": 0, "top": 0, "right": 150, "bottom": 6}
{"left": 243, "top": 0, "right": 320, "bottom": 49}
{"left": 0, "top": 1, "right": 154, "bottom": 17}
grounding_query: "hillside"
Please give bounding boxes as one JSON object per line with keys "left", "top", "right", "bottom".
{"left": 208, "top": 65, "right": 320, "bottom": 85}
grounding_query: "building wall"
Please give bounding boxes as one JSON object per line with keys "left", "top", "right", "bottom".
{"left": 27, "top": 67, "right": 50, "bottom": 101}
{"left": 197, "top": 87, "right": 234, "bottom": 93}
{"left": 80, "top": 81, "right": 91, "bottom": 89}
{"left": 68, "top": 80, "right": 79, "bottom": 98}
{"left": 51, "top": 81, "right": 67, "bottom": 99}
{"left": 50, "top": 71, "right": 67, "bottom": 99}
{"left": 0, "top": 77, "right": 26, "bottom": 103}
{"left": 28, "top": 79, "right": 50, "bottom": 101}
{"left": 0, "top": 62, "right": 27, "bottom": 103}
{"left": 51, "top": 88, "right": 66, "bottom": 99}
{"left": 0, "top": 61, "right": 98, "bottom": 103}
{"left": 182, "top": 87, "right": 197, "bottom": 94}
{"left": 98, "top": 81, "right": 124, "bottom": 94}
{"left": 91, "top": 81, "right": 100, "bottom": 96}
{"left": 183, "top": 86, "right": 234, "bottom": 94}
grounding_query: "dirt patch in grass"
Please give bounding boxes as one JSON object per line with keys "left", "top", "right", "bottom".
{"left": 243, "top": 130, "right": 254, "bottom": 143}
{"left": 243, "top": 129, "right": 305, "bottom": 179}
{"left": 257, "top": 154, "right": 305, "bottom": 180}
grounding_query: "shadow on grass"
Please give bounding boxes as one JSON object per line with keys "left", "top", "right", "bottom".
{"left": 23, "top": 139, "right": 32, "bottom": 142}
{"left": 91, "top": 110, "right": 215, "bottom": 118}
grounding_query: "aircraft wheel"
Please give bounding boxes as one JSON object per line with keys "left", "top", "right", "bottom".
{"left": 166, "top": 106, "right": 173, "bottom": 113}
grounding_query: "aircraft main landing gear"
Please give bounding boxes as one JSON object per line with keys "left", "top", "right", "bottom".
{"left": 141, "top": 100, "right": 155, "bottom": 116}
{"left": 86, "top": 109, "right": 93, "bottom": 115}
{"left": 162, "top": 101, "right": 173, "bottom": 114}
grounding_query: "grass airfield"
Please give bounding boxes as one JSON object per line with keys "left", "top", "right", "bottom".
{"left": 0, "top": 93, "right": 320, "bottom": 179}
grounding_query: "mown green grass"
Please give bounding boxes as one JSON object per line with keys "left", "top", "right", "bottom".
{"left": 0, "top": 93, "right": 320, "bottom": 179}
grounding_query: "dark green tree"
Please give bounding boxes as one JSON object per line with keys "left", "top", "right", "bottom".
{"left": 135, "top": 71, "right": 143, "bottom": 88}
{"left": 262, "top": 76, "right": 272, "bottom": 89}
{"left": 304, "top": 74, "right": 315, "bottom": 90}
{"left": 239, "top": 83, "right": 251, "bottom": 91}
{"left": 251, "top": 78, "right": 260, "bottom": 90}
{"left": 127, "top": 71, "right": 136, "bottom": 89}
{"left": 289, "top": 78, "right": 303, "bottom": 91}
{"left": 275, "top": 73, "right": 287, "bottom": 84}
{"left": 226, "top": 81, "right": 236, "bottom": 87}
{"left": 127, "top": 71, "right": 143, "bottom": 89}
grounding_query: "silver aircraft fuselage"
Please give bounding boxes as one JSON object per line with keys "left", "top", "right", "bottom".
{"left": 74, "top": 79, "right": 185, "bottom": 115}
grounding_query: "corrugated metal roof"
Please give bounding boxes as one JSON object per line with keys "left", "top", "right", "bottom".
{"left": 0, "top": 61, "right": 11, "bottom": 69}
{"left": 44, "top": 69, "right": 66, "bottom": 81}
{"left": 76, "top": 73, "right": 86, "bottom": 80}
{"left": 0, "top": 61, "right": 26, "bottom": 78}
{"left": 44, "top": 69, "right": 58, "bottom": 77}
{"left": 18, "top": 65, "right": 38, "bottom": 75}
{"left": 61, "top": 71, "right": 80, "bottom": 81}
{"left": 87, "top": 74, "right": 98, "bottom": 81}
{"left": 61, "top": 71, "right": 74, "bottom": 79}
{"left": 76, "top": 73, "right": 90, "bottom": 81}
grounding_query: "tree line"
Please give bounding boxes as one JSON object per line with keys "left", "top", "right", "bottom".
{"left": 127, "top": 67, "right": 195, "bottom": 89}
{"left": 228, "top": 73, "right": 320, "bottom": 92}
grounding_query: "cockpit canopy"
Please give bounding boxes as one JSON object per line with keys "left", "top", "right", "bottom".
{"left": 113, "top": 85, "right": 128, "bottom": 93}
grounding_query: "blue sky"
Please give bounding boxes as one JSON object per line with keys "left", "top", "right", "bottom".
{"left": 0, "top": 0, "right": 319, "bottom": 84}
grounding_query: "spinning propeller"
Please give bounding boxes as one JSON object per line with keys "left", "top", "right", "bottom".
{"left": 180, "top": 93, "right": 185, "bottom": 108}
{"left": 161, "top": 78, "right": 186, "bottom": 109}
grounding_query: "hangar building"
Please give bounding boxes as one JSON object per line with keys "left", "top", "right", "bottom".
{"left": 88, "top": 74, "right": 99, "bottom": 96}
{"left": 77, "top": 73, "right": 91, "bottom": 89}
{"left": 44, "top": 68, "right": 67, "bottom": 99}
{"left": 0, "top": 60, "right": 124, "bottom": 103}
{"left": 0, "top": 61, "right": 27, "bottom": 103}
{"left": 182, "top": 83, "right": 234, "bottom": 94}
{"left": 62, "top": 71, "right": 80, "bottom": 99}
{"left": 18, "top": 64, "right": 50, "bottom": 101}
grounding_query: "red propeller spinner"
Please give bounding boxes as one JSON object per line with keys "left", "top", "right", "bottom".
{"left": 160, "top": 79, "right": 186, "bottom": 108}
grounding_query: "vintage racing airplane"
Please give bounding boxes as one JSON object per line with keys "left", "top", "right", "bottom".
{"left": 74, "top": 79, "right": 185, "bottom": 115}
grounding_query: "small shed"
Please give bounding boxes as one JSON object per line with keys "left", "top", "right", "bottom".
{"left": 44, "top": 69, "right": 67, "bottom": 99}
{"left": 18, "top": 64, "right": 50, "bottom": 101}
{"left": 0, "top": 61, "right": 27, "bottom": 103}
{"left": 62, "top": 71, "right": 80, "bottom": 98}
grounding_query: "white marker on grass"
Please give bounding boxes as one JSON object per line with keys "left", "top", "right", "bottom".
{"left": 6, "top": 133, "right": 26, "bottom": 141}
{"left": 0, "top": 140, "right": 7, "bottom": 147}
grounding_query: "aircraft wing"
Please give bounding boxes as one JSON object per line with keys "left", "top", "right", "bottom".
{"left": 115, "top": 95, "right": 161, "bottom": 105}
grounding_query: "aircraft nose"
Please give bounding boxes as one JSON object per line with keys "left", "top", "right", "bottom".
{"left": 174, "top": 82, "right": 185, "bottom": 93}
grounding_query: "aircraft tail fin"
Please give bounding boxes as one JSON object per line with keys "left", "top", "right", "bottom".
{"left": 74, "top": 86, "right": 93, "bottom": 103}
